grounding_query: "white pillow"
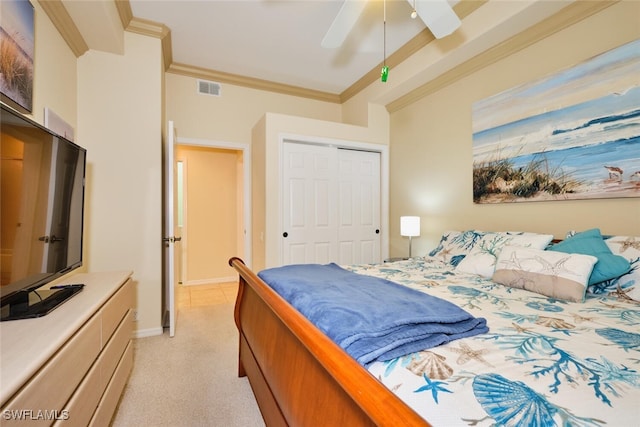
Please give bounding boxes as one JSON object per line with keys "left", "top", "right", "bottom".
{"left": 456, "top": 232, "right": 554, "bottom": 278}
{"left": 492, "top": 246, "right": 597, "bottom": 302}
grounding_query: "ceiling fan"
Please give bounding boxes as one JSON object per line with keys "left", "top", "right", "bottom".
{"left": 321, "top": 0, "right": 461, "bottom": 49}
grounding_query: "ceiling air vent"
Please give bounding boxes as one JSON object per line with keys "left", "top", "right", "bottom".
{"left": 197, "top": 79, "right": 221, "bottom": 97}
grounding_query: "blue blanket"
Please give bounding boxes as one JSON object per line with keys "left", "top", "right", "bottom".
{"left": 258, "top": 263, "right": 488, "bottom": 365}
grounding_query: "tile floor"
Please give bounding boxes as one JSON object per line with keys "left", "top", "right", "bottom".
{"left": 177, "top": 281, "right": 238, "bottom": 308}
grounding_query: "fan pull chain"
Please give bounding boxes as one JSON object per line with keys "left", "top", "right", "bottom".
{"left": 381, "top": 0, "right": 389, "bottom": 82}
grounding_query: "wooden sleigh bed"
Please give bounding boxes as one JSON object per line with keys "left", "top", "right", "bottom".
{"left": 229, "top": 229, "right": 640, "bottom": 427}
{"left": 229, "top": 257, "right": 427, "bottom": 426}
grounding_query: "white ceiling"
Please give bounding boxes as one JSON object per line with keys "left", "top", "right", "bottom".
{"left": 58, "top": 0, "right": 581, "bottom": 100}
{"left": 128, "top": 0, "right": 440, "bottom": 94}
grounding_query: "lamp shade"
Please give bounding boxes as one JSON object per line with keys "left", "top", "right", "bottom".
{"left": 400, "top": 216, "right": 420, "bottom": 237}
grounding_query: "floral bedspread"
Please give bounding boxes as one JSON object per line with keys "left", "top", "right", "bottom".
{"left": 346, "top": 258, "right": 640, "bottom": 427}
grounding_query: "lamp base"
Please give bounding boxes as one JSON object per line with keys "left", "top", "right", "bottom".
{"left": 408, "top": 236, "right": 413, "bottom": 258}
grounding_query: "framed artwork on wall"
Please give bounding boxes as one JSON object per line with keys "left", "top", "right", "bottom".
{"left": 472, "top": 39, "right": 640, "bottom": 204}
{"left": 0, "top": 0, "right": 34, "bottom": 113}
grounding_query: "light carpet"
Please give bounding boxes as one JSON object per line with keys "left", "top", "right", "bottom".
{"left": 111, "top": 303, "right": 265, "bottom": 426}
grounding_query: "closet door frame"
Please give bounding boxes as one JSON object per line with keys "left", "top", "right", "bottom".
{"left": 279, "top": 133, "right": 389, "bottom": 266}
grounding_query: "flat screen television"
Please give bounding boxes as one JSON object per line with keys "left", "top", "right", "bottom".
{"left": 1, "top": 103, "right": 87, "bottom": 321}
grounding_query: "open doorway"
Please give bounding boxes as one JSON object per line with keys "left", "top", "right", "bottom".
{"left": 175, "top": 139, "right": 250, "bottom": 286}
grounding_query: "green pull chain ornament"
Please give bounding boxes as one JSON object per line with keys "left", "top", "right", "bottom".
{"left": 381, "top": 65, "right": 389, "bottom": 82}
{"left": 381, "top": 0, "right": 388, "bottom": 82}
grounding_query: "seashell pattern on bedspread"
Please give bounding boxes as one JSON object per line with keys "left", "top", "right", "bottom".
{"left": 349, "top": 257, "right": 640, "bottom": 427}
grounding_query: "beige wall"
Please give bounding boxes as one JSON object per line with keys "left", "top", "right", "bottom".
{"left": 388, "top": 1, "right": 640, "bottom": 258}
{"left": 77, "top": 32, "right": 163, "bottom": 335}
{"left": 31, "top": 2, "right": 77, "bottom": 128}
{"left": 251, "top": 117, "right": 267, "bottom": 270}
{"left": 176, "top": 146, "right": 241, "bottom": 283}
{"left": 165, "top": 73, "right": 342, "bottom": 143}
{"left": 9, "top": 5, "right": 164, "bottom": 335}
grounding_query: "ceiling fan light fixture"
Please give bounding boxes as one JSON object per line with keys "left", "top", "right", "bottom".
{"left": 413, "top": 0, "right": 461, "bottom": 39}
{"left": 321, "top": 0, "right": 367, "bottom": 49}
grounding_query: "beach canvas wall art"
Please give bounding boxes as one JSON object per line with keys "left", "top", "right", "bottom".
{"left": 472, "top": 39, "right": 640, "bottom": 204}
{"left": 0, "top": 0, "right": 34, "bottom": 113}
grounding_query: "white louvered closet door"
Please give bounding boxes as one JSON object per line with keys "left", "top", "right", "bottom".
{"left": 282, "top": 142, "right": 381, "bottom": 265}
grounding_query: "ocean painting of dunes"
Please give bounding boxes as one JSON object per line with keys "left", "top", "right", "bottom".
{"left": 472, "top": 39, "right": 640, "bottom": 204}
{"left": 0, "top": 0, "right": 34, "bottom": 112}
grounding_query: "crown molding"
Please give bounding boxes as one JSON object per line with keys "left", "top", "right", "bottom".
{"left": 340, "top": 0, "right": 487, "bottom": 103}
{"left": 386, "top": 0, "right": 617, "bottom": 113}
{"left": 124, "top": 17, "right": 172, "bottom": 70}
{"left": 37, "top": 0, "right": 88, "bottom": 57}
{"left": 167, "top": 63, "right": 341, "bottom": 104}
{"left": 41, "top": 0, "right": 613, "bottom": 109}
{"left": 114, "top": 0, "right": 133, "bottom": 29}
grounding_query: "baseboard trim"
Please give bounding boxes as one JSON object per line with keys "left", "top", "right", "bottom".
{"left": 134, "top": 327, "right": 164, "bottom": 338}
{"left": 182, "top": 276, "right": 237, "bottom": 286}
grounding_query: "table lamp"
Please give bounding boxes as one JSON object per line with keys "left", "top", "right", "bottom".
{"left": 400, "top": 216, "right": 420, "bottom": 258}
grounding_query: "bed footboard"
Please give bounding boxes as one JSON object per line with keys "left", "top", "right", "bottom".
{"left": 229, "top": 257, "right": 429, "bottom": 427}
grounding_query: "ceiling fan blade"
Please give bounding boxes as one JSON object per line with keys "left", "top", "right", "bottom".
{"left": 413, "top": 0, "right": 461, "bottom": 39}
{"left": 321, "top": 0, "right": 368, "bottom": 48}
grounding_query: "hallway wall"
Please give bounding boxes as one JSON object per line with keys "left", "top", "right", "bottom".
{"left": 176, "top": 145, "right": 243, "bottom": 284}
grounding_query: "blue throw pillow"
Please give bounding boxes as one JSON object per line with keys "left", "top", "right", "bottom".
{"left": 549, "top": 228, "right": 631, "bottom": 285}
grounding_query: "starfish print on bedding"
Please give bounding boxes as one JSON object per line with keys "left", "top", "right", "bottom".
{"left": 599, "top": 300, "right": 625, "bottom": 310}
{"left": 535, "top": 316, "right": 575, "bottom": 329}
{"left": 437, "top": 247, "right": 453, "bottom": 261}
{"left": 569, "top": 313, "right": 595, "bottom": 324}
{"left": 448, "top": 342, "right": 493, "bottom": 367}
{"left": 511, "top": 322, "right": 533, "bottom": 333}
{"left": 610, "top": 285, "right": 637, "bottom": 303}
{"left": 414, "top": 374, "right": 453, "bottom": 404}
{"left": 610, "top": 236, "right": 640, "bottom": 253}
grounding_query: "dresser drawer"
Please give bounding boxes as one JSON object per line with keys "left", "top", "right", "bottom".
{"left": 53, "top": 354, "right": 102, "bottom": 427}
{"left": 53, "top": 310, "right": 133, "bottom": 427}
{"left": 2, "top": 314, "right": 101, "bottom": 427}
{"left": 100, "top": 310, "right": 133, "bottom": 391}
{"left": 89, "top": 341, "right": 133, "bottom": 427}
{"left": 101, "top": 279, "right": 133, "bottom": 345}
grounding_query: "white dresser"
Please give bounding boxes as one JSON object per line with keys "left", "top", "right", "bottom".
{"left": 1, "top": 271, "right": 134, "bottom": 426}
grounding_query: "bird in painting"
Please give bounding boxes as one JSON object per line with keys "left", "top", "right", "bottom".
{"left": 604, "top": 165, "right": 623, "bottom": 181}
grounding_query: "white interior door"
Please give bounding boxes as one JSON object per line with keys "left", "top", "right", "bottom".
{"left": 282, "top": 142, "right": 381, "bottom": 265}
{"left": 282, "top": 142, "right": 338, "bottom": 265}
{"left": 163, "top": 121, "right": 180, "bottom": 337}
{"left": 337, "top": 148, "right": 381, "bottom": 264}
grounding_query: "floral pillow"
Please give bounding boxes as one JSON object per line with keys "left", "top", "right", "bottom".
{"left": 427, "top": 230, "right": 490, "bottom": 266}
{"left": 593, "top": 235, "right": 640, "bottom": 303}
{"left": 565, "top": 231, "right": 640, "bottom": 303}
